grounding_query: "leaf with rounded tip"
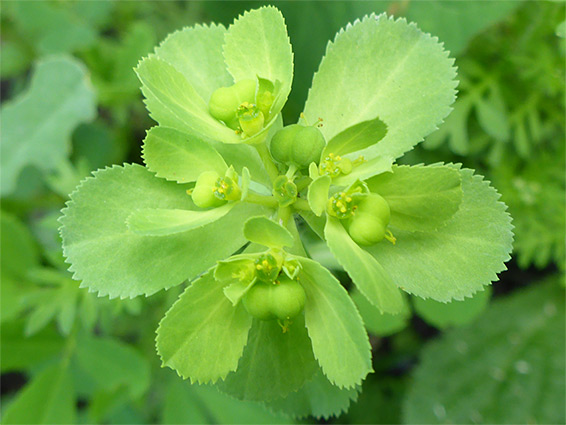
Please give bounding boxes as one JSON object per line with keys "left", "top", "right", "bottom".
{"left": 156, "top": 270, "right": 252, "bottom": 384}
{"left": 154, "top": 23, "right": 233, "bottom": 103}
{"left": 142, "top": 126, "right": 227, "bottom": 183}
{"left": 60, "top": 164, "right": 266, "bottom": 298}
{"left": 243, "top": 216, "right": 294, "bottom": 248}
{"left": 0, "top": 56, "right": 95, "bottom": 196}
{"left": 264, "top": 369, "right": 361, "bottom": 419}
{"left": 218, "top": 316, "right": 318, "bottom": 401}
{"left": 404, "top": 280, "right": 565, "bottom": 424}
{"left": 240, "top": 167, "right": 251, "bottom": 200}
{"left": 324, "top": 217, "right": 404, "bottom": 314}
{"left": 331, "top": 155, "right": 393, "bottom": 187}
{"left": 223, "top": 6, "right": 293, "bottom": 118}
{"left": 304, "top": 14, "right": 457, "bottom": 161}
{"left": 322, "top": 115, "right": 387, "bottom": 158}
{"left": 413, "top": 286, "right": 492, "bottom": 329}
{"left": 307, "top": 175, "right": 331, "bottom": 216}
{"left": 366, "top": 166, "right": 513, "bottom": 302}
{"left": 298, "top": 257, "right": 372, "bottom": 388}
{"left": 367, "top": 164, "right": 463, "bottom": 232}
{"left": 136, "top": 56, "right": 240, "bottom": 143}
{"left": 127, "top": 204, "right": 235, "bottom": 237}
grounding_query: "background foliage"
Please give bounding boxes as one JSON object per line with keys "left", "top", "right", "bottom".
{"left": 1, "top": 1, "right": 564, "bottom": 424}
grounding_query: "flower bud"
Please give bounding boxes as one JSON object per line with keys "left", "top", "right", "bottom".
{"left": 345, "top": 193, "right": 391, "bottom": 245}
{"left": 209, "top": 79, "right": 256, "bottom": 128}
{"left": 192, "top": 171, "right": 226, "bottom": 208}
{"left": 270, "top": 124, "right": 326, "bottom": 169}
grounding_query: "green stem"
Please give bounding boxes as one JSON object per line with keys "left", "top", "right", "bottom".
{"left": 292, "top": 198, "right": 312, "bottom": 212}
{"left": 254, "top": 142, "right": 280, "bottom": 183}
{"left": 285, "top": 164, "right": 298, "bottom": 179}
{"left": 244, "top": 191, "right": 279, "bottom": 209}
{"left": 277, "top": 205, "right": 292, "bottom": 226}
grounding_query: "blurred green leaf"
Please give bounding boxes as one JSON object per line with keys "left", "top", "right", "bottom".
{"left": 352, "top": 289, "right": 411, "bottom": 337}
{"left": 0, "top": 56, "right": 96, "bottom": 196}
{"left": 404, "top": 279, "right": 565, "bottom": 424}
{"left": 2, "top": 362, "right": 76, "bottom": 424}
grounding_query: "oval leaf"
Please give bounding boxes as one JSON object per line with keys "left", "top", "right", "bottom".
{"left": 367, "top": 164, "right": 463, "bottom": 232}
{"left": 243, "top": 216, "right": 294, "bottom": 248}
{"left": 322, "top": 115, "right": 387, "bottom": 158}
{"left": 324, "top": 217, "right": 404, "bottom": 314}
{"left": 156, "top": 270, "right": 253, "bottom": 384}
{"left": 127, "top": 204, "right": 235, "bottom": 237}
{"left": 298, "top": 257, "right": 372, "bottom": 388}
{"left": 307, "top": 175, "right": 331, "bottom": 217}
{"left": 142, "top": 126, "right": 227, "bottom": 183}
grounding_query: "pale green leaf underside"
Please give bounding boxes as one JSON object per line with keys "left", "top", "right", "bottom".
{"left": 156, "top": 270, "right": 252, "bottom": 384}
{"left": 299, "top": 258, "right": 372, "bottom": 388}
{"left": 367, "top": 164, "right": 463, "bottom": 232}
{"left": 404, "top": 281, "right": 565, "bottom": 424}
{"left": 223, "top": 6, "right": 293, "bottom": 119}
{"left": 142, "top": 126, "right": 227, "bottom": 183}
{"left": 127, "top": 204, "right": 235, "bottom": 236}
{"left": 0, "top": 56, "right": 95, "bottom": 195}
{"left": 308, "top": 175, "right": 331, "bottom": 216}
{"left": 218, "top": 316, "right": 318, "bottom": 401}
{"left": 324, "top": 217, "right": 404, "bottom": 314}
{"left": 2, "top": 363, "right": 76, "bottom": 424}
{"left": 322, "top": 115, "right": 387, "bottom": 158}
{"left": 413, "top": 286, "right": 492, "bottom": 329}
{"left": 154, "top": 23, "right": 233, "bottom": 103}
{"left": 366, "top": 166, "right": 513, "bottom": 302}
{"left": 60, "top": 164, "right": 266, "bottom": 298}
{"left": 136, "top": 56, "right": 240, "bottom": 143}
{"left": 243, "top": 216, "right": 294, "bottom": 248}
{"left": 304, "top": 14, "right": 457, "bottom": 161}
{"left": 264, "top": 369, "right": 361, "bottom": 419}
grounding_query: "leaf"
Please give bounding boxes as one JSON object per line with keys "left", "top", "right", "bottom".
{"left": 223, "top": 6, "right": 293, "bottom": 118}
{"left": 2, "top": 363, "right": 76, "bottom": 424}
{"left": 366, "top": 164, "right": 463, "bottom": 232}
{"left": 413, "top": 286, "right": 492, "bottom": 329}
{"left": 73, "top": 334, "right": 150, "bottom": 398}
{"left": 404, "top": 280, "right": 565, "bottom": 424}
{"left": 298, "top": 257, "right": 372, "bottom": 388}
{"left": 0, "top": 56, "right": 96, "bottom": 196}
{"left": 142, "top": 126, "right": 227, "bottom": 183}
{"left": 366, "top": 166, "right": 513, "bottom": 302}
{"left": 162, "top": 378, "right": 292, "bottom": 424}
{"left": 264, "top": 369, "right": 361, "bottom": 419}
{"left": 307, "top": 175, "right": 331, "bottom": 216}
{"left": 60, "top": 163, "right": 266, "bottom": 298}
{"left": 304, "top": 14, "right": 457, "bottom": 161}
{"left": 136, "top": 56, "right": 240, "bottom": 143}
{"left": 324, "top": 217, "right": 404, "bottom": 314}
{"left": 1, "top": 211, "right": 39, "bottom": 279}
{"left": 475, "top": 85, "right": 510, "bottom": 142}
{"left": 218, "top": 316, "right": 318, "bottom": 401}
{"left": 322, "top": 115, "right": 387, "bottom": 157}
{"left": 351, "top": 290, "right": 411, "bottom": 337}
{"left": 127, "top": 204, "right": 235, "bottom": 237}
{"left": 156, "top": 270, "right": 253, "bottom": 384}
{"left": 331, "top": 155, "right": 393, "bottom": 187}
{"left": 243, "top": 216, "right": 294, "bottom": 248}
{"left": 154, "top": 23, "right": 233, "bottom": 103}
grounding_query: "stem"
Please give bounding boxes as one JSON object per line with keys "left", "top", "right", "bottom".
{"left": 292, "top": 198, "right": 311, "bottom": 212}
{"left": 277, "top": 206, "right": 292, "bottom": 226}
{"left": 244, "top": 191, "right": 279, "bottom": 209}
{"left": 285, "top": 163, "right": 298, "bottom": 179}
{"left": 254, "top": 142, "right": 280, "bottom": 183}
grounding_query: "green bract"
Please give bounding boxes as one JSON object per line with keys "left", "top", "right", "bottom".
{"left": 59, "top": 7, "right": 513, "bottom": 419}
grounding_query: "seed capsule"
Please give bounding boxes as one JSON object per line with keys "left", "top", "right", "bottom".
{"left": 242, "top": 275, "right": 306, "bottom": 321}
{"left": 191, "top": 171, "right": 226, "bottom": 208}
{"left": 345, "top": 193, "right": 391, "bottom": 245}
{"left": 270, "top": 124, "right": 326, "bottom": 169}
{"left": 209, "top": 79, "right": 256, "bottom": 128}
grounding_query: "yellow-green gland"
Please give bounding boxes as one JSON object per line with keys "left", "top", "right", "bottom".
{"left": 243, "top": 275, "right": 306, "bottom": 321}
{"left": 237, "top": 102, "right": 265, "bottom": 137}
{"left": 327, "top": 192, "right": 357, "bottom": 219}
{"left": 345, "top": 193, "right": 391, "bottom": 245}
{"left": 209, "top": 79, "right": 256, "bottom": 127}
{"left": 192, "top": 171, "right": 226, "bottom": 208}
{"left": 270, "top": 124, "right": 326, "bottom": 169}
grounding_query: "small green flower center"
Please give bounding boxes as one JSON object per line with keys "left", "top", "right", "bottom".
{"left": 254, "top": 253, "right": 280, "bottom": 282}
{"left": 327, "top": 191, "right": 357, "bottom": 219}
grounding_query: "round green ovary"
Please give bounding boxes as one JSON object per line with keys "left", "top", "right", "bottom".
{"left": 243, "top": 276, "right": 306, "bottom": 321}
{"left": 192, "top": 171, "right": 226, "bottom": 208}
{"left": 208, "top": 79, "right": 256, "bottom": 126}
{"left": 270, "top": 124, "right": 325, "bottom": 168}
{"left": 346, "top": 193, "right": 391, "bottom": 245}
